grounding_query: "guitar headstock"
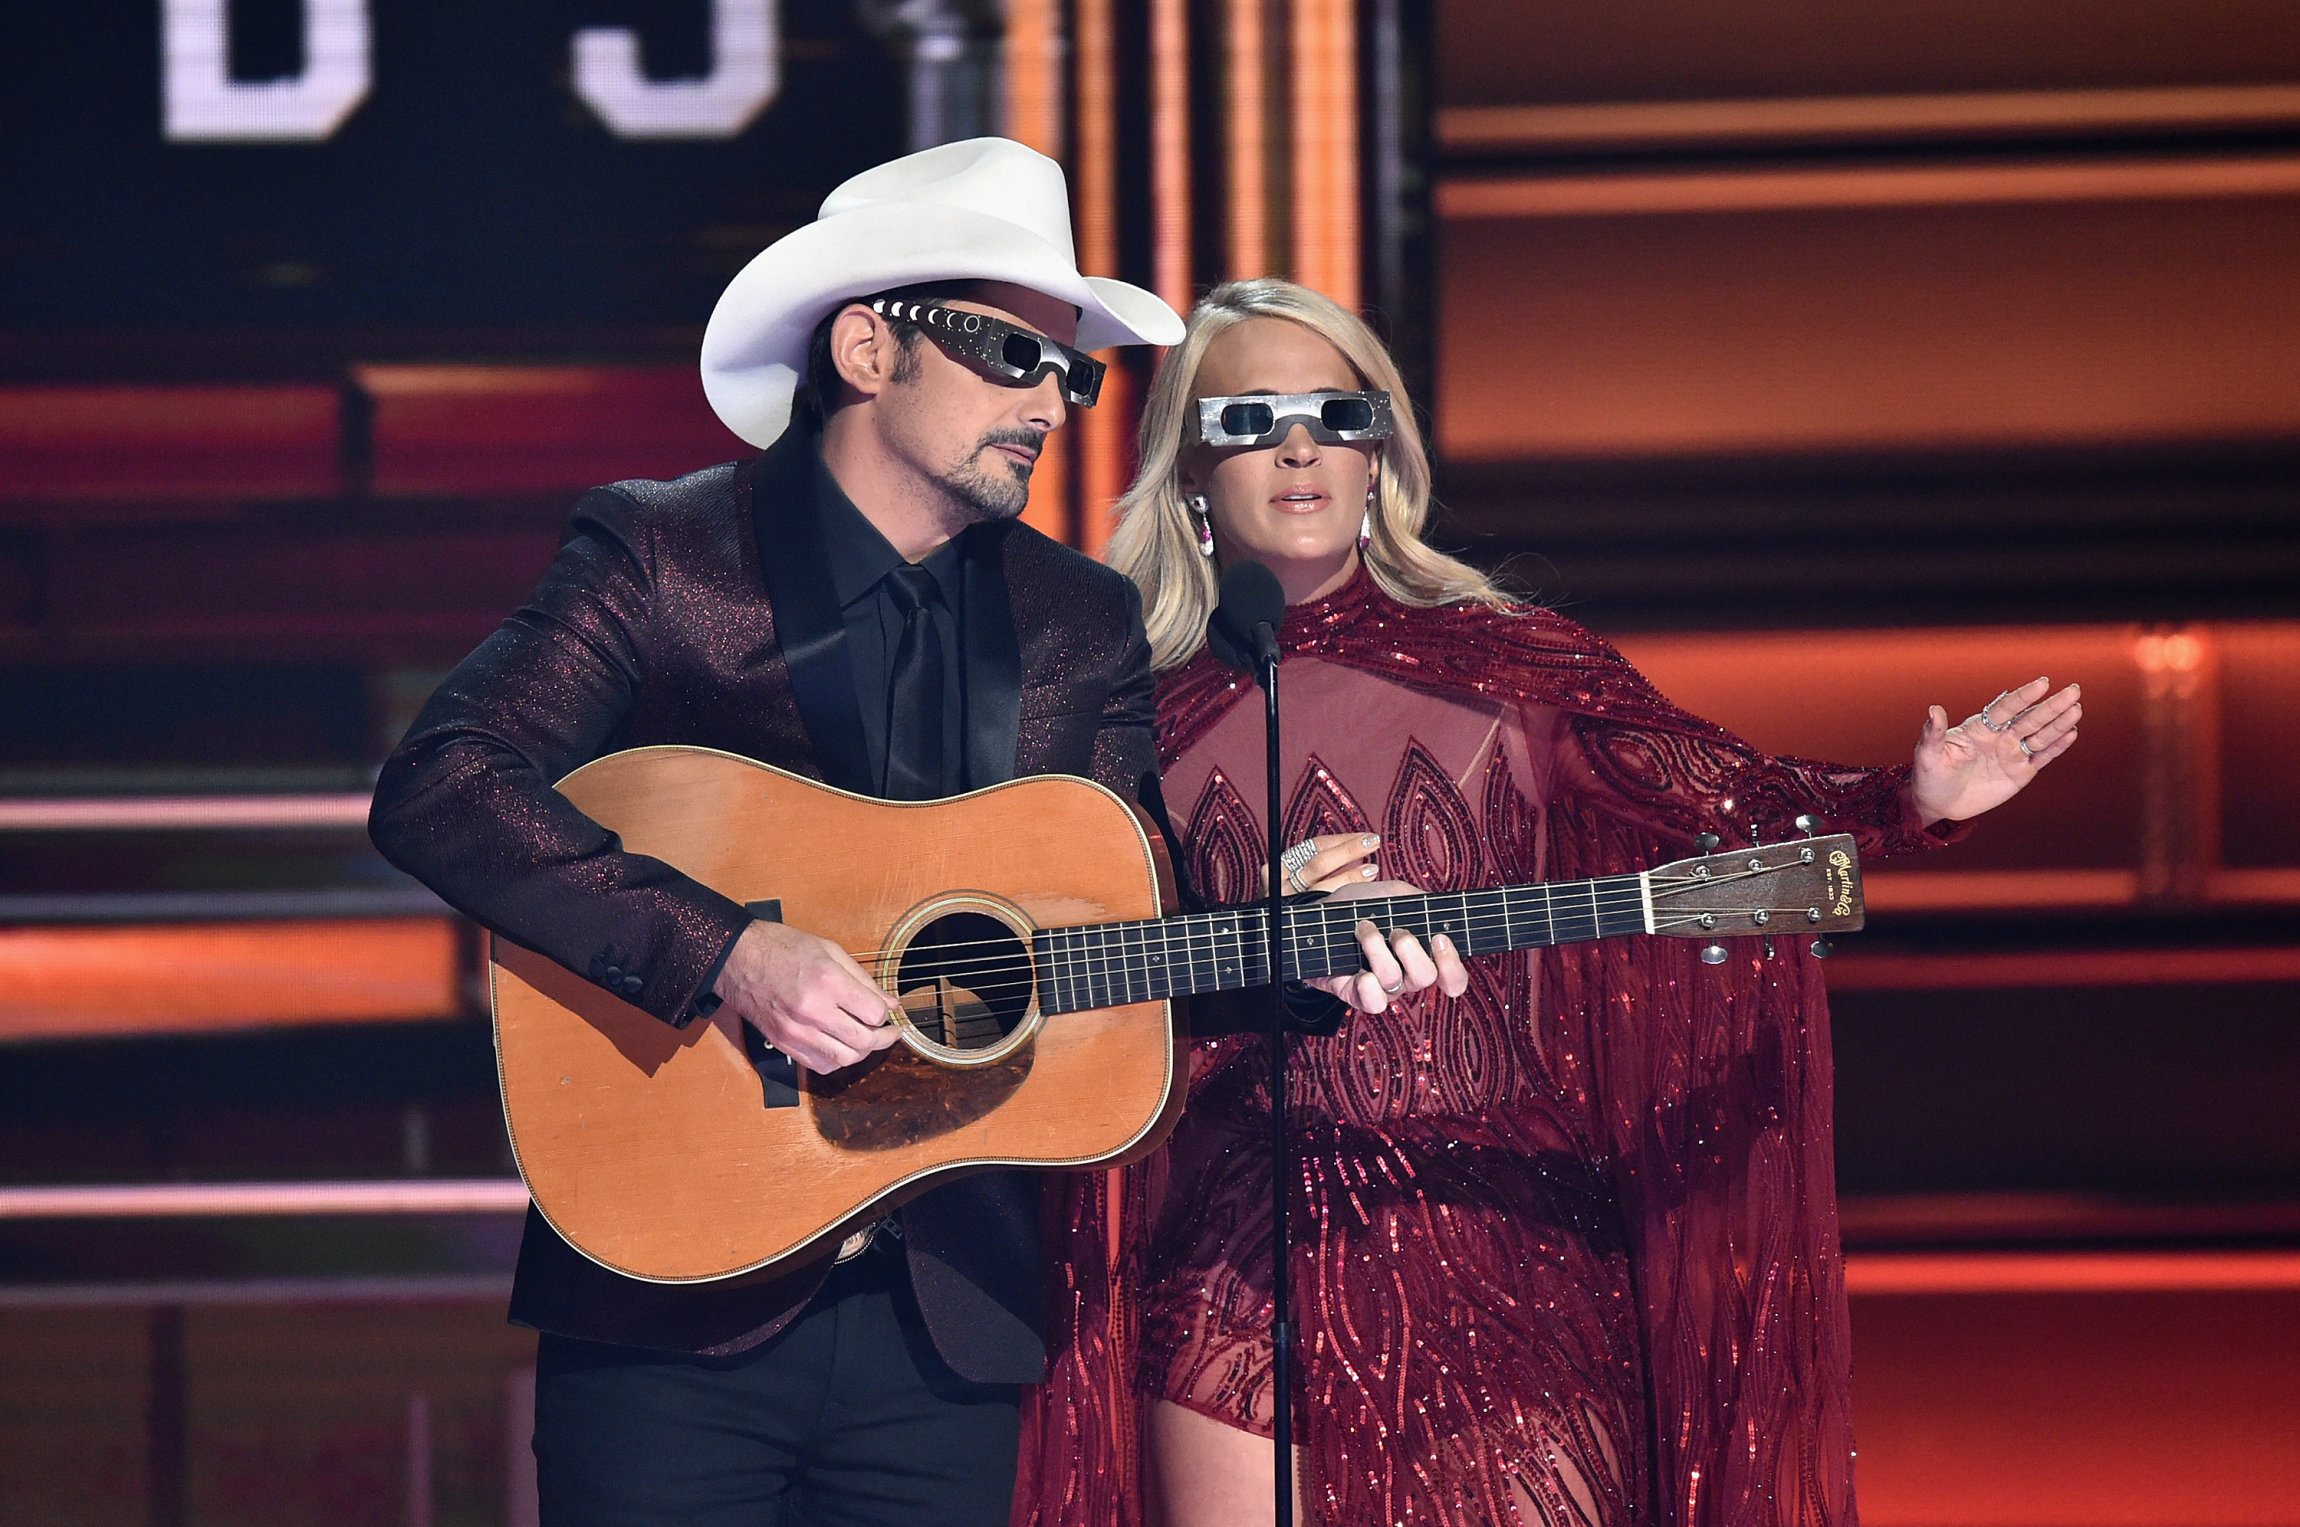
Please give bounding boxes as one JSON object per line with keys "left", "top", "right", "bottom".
{"left": 1645, "top": 832, "right": 1865, "bottom": 939}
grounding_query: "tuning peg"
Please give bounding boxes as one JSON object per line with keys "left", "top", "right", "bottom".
{"left": 1795, "top": 814, "right": 1819, "bottom": 837}
{"left": 1809, "top": 938, "right": 1834, "bottom": 960}
{"left": 1700, "top": 944, "right": 1728, "bottom": 965}
{"left": 1694, "top": 832, "right": 1721, "bottom": 852}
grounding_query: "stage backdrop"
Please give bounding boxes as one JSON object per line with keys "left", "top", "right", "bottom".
{"left": 2, "top": 0, "right": 906, "bottom": 335}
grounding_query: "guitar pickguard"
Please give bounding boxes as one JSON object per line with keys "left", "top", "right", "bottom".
{"left": 807, "top": 1042, "right": 1032, "bottom": 1150}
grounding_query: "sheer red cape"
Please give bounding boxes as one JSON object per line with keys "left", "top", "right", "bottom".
{"left": 1013, "top": 571, "right": 1956, "bottom": 1526}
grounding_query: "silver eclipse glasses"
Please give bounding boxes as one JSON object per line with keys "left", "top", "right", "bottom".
{"left": 871, "top": 298, "right": 1105, "bottom": 407}
{"left": 1196, "top": 390, "right": 1395, "bottom": 449}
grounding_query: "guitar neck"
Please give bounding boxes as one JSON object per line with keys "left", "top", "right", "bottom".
{"left": 1031, "top": 873, "right": 1651, "bottom": 1017}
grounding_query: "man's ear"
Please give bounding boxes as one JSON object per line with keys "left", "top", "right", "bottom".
{"left": 828, "top": 305, "right": 895, "bottom": 400}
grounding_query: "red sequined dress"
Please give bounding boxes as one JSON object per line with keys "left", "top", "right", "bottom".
{"left": 1015, "top": 569, "right": 1959, "bottom": 1527}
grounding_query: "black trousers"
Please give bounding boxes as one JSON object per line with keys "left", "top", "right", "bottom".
{"left": 532, "top": 1242, "right": 1022, "bottom": 1527}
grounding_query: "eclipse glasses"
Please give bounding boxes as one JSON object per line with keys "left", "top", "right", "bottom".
{"left": 871, "top": 298, "right": 1105, "bottom": 407}
{"left": 1196, "top": 390, "right": 1395, "bottom": 449}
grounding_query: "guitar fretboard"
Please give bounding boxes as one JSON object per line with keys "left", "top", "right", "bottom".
{"left": 1030, "top": 874, "right": 1650, "bottom": 1016}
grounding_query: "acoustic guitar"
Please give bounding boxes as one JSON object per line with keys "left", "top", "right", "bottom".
{"left": 491, "top": 745, "right": 1866, "bottom": 1284}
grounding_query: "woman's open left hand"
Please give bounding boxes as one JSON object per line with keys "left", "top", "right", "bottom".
{"left": 1910, "top": 676, "right": 2081, "bottom": 824}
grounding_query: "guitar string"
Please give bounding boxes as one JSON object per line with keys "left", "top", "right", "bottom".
{"left": 854, "top": 899, "right": 1829, "bottom": 1043}
{"left": 839, "top": 898, "right": 1835, "bottom": 992}
{"left": 793, "top": 907, "right": 1807, "bottom": 1058}
{"left": 731, "top": 864, "right": 1841, "bottom": 1049}
{"left": 828, "top": 869, "right": 1811, "bottom": 969}
{"left": 833, "top": 892, "right": 1653, "bottom": 971}
{"left": 785, "top": 914, "right": 1821, "bottom": 1062}
{"left": 821, "top": 878, "right": 1665, "bottom": 966}
{"left": 910, "top": 902, "right": 1833, "bottom": 1026}
{"left": 851, "top": 894, "right": 1834, "bottom": 1023}
{"left": 762, "top": 869, "right": 1837, "bottom": 1019}
{"left": 820, "top": 866, "right": 1823, "bottom": 970}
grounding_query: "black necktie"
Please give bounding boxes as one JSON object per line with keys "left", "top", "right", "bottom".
{"left": 883, "top": 562, "right": 946, "bottom": 800}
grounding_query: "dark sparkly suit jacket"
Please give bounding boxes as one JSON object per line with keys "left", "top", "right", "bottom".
{"left": 368, "top": 425, "right": 1173, "bottom": 1383}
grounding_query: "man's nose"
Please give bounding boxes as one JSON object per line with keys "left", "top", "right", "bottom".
{"left": 1275, "top": 422, "right": 1321, "bottom": 465}
{"left": 1020, "top": 372, "right": 1067, "bottom": 433}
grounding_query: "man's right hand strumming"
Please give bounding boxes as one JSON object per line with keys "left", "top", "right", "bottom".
{"left": 711, "top": 920, "right": 903, "bottom": 1074}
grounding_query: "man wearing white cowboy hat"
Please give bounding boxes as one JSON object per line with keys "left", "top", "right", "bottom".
{"left": 373, "top": 133, "right": 1448, "bottom": 1521}
{"left": 373, "top": 137, "right": 1438, "bottom": 1523}
{"left": 368, "top": 136, "right": 1187, "bottom": 1522}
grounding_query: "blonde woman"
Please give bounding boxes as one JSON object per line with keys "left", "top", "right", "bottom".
{"left": 1014, "top": 280, "right": 2079, "bottom": 1527}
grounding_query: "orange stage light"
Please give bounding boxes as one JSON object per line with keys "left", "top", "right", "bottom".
{"left": 1071, "top": 0, "right": 1117, "bottom": 288}
{"left": 1151, "top": 0, "right": 1192, "bottom": 313}
{"left": 1437, "top": 152, "right": 2300, "bottom": 221}
{"left": 1849, "top": 1248, "right": 2300, "bottom": 1295}
{"left": 1002, "top": 0, "right": 1063, "bottom": 159}
{"left": 1437, "top": 83, "right": 2300, "bottom": 157}
{"left": 0, "top": 385, "right": 339, "bottom": 503}
{"left": 354, "top": 366, "right": 745, "bottom": 498}
{"left": 1225, "top": 0, "right": 1268, "bottom": 279}
{"left": 1826, "top": 944, "right": 2300, "bottom": 991}
{"left": 1064, "top": 0, "right": 1131, "bottom": 556}
{"left": 0, "top": 795, "right": 372, "bottom": 831}
{"left": 0, "top": 1180, "right": 530, "bottom": 1219}
{"left": 1288, "top": 0, "right": 1360, "bottom": 308}
{"left": 0, "top": 919, "right": 463, "bottom": 1041}
{"left": 1003, "top": 0, "right": 1070, "bottom": 543}
{"left": 1077, "top": 362, "right": 1134, "bottom": 559}
{"left": 1851, "top": 1277, "right": 2300, "bottom": 1526}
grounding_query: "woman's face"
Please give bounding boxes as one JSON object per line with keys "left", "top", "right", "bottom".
{"left": 1181, "top": 317, "right": 1377, "bottom": 604}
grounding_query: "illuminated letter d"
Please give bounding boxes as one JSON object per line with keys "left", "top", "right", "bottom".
{"left": 163, "top": 0, "right": 371, "bottom": 142}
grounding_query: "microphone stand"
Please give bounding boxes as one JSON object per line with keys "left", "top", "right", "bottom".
{"left": 1206, "top": 559, "right": 1297, "bottom": 1525}
{"left": 1256, "top": 636, "right": 1293, "bottom": 1527}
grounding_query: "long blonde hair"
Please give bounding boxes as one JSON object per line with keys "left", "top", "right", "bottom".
{"left": 1106, "top": 279, "right": 1510, "bottom": 671}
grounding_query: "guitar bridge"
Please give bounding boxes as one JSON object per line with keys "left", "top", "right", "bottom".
{"left": 742, "top": 1024, "right": 800, "bottom": 1109}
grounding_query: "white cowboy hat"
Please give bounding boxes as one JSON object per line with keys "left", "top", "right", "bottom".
{"left": 701, "top": 137, "right": 1185, "bottom": 448}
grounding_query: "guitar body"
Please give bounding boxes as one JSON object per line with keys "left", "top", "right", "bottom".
{"left": 491, "top": 746, "right": 1183, "bottom": 1285}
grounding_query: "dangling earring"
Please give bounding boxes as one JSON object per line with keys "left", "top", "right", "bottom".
{"left": 1359, "top": 484, "right": 1375, "bottom": 552}
{"left": 1187, "top": 495, "right": 1215, "bottom": 557}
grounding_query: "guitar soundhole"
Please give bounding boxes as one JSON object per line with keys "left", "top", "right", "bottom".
{"left": 894, "top": 912, "right": 1034, "bottom": 1052}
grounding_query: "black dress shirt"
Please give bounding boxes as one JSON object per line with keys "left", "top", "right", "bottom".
{"left": 813, "top": 450, "right": 969, "bottom": 799}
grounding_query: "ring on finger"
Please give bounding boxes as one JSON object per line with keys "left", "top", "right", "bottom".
{"left": 2018, "top": 736, "right": 2035, "bottom": 760}
{"left": 1381, "top": 980, "right": 1404, "bottom": 994}
{"left": 1979, "top": 690, "right": 2018, "bottom": 732}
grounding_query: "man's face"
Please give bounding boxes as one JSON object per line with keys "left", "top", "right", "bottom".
{"left": 850, "top": 281, "right": 1082, "bottom": 525}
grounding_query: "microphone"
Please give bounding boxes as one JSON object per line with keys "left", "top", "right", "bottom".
{"left": 1206, "top": 559, "right": 1284, "bottom": 681}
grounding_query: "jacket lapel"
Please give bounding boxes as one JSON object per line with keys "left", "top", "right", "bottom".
{"left": 750, "top": 433, "right": 874, "bottom": 795}
{"left": 960, "top": 523, "right": 1022, "bottom": 787}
